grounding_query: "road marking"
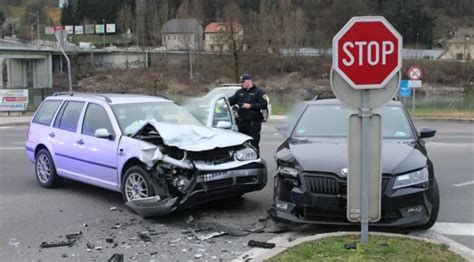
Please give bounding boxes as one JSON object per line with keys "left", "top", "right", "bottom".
{"left": 426, "top": 142, "right": 474, "bottom": 148}
{"left": 433, "top": 222, "right": 474, "bottom": 236}
{"left": 453, "top": 180, "right": 474, "bottom": 187}
{"left": 0, "top": 126, "right": 12, "bottom": 130}
{"left": 0, "top": 147, "right": 24, "bottom": 150}
{"left": 11, "top": 142, "right": 25, "bottom": 144}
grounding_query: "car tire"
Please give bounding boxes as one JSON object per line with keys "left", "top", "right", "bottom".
{"left": 262, "top": 110, "right": 269, "bottom": 122}
{"left": 35, "top": 149, "right": 62, "bottom": 188}
{"left": 121, "top": 165, "right": 156, "bottom": 203}
{"left": 416, "top": 179, "right": 440, "bottom": 230}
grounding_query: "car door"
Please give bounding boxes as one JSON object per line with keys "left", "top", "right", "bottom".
{"left": 49, "top": 100, "right": 86, "bottom": 178}
{"left": 74, "top": 102, "right": 119, "bottom": 190}
{"left": 209, "top": 95, "right": 237, "bottom": 131}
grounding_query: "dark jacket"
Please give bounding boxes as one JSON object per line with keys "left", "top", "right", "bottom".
{"left": 228, "top": 85, "right": 268, "bottom": 122}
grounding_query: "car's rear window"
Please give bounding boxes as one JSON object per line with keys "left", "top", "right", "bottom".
{"left": 32, "top": 100, "right": 62, "bottom": 126}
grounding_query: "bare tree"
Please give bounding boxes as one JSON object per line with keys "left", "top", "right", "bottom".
{"left": 223, "top": 2, "right": 244, "bottom": 82}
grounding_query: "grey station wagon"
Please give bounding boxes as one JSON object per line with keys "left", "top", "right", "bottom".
{"left": 25, "top": 93, "right": 267, "bottom": 217}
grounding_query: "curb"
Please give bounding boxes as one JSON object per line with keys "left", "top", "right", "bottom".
{"left": 233, "top": 231, "right": 474, "bottom": 262}
{"left": 0, "top": 122, "right": 30, "bottom": 127}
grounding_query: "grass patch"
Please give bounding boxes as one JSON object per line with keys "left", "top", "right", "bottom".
{"left": 408, "top": 108, "right": 474, "bottom": 119}
{"left": 267, "top": 235, "right": 465, "bottom": 262}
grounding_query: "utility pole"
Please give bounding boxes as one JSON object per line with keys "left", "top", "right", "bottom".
{"left": 415, "top": 32, "right": 419, "bottom": 58}
{"left": 29, "top": 12, "right": 40, "bottom": 41}
{"left": 102, "top": 19, "right": 106, "bottom": 48}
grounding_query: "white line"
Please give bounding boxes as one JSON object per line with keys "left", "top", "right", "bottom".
{"left": 0, "top": 147, "right": 24, "bottom": 150}
{"left": 0, "top": 127, "right": 11, "bottom": 130}
{"left": 432, "top": 222, "right": 474, "bottom": 236}
{"left": 426, "top": 142, "right": 474, "bottom": 148}
{"left": 11, "top": 142, "right": 25, "bottom": 144}
{"left": 453, "top": 180, "right": 474, "bottom": 187}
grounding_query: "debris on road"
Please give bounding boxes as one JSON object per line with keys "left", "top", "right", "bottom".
{"left": 8, "top": 238, "right": 20, "bottom": 248}
{"left": 40, "top": 232, "right": 82, "bottom": 248}
{"left": 186, "top": 215, "right": 194, "bottom": 224}
{"left": 86, "top": 242, "right": 95, "bottom": 249}
{"left": 194, "top": 253, "right": 202, "bottom": 259}
{"left": 247, "top": 240, "right": 276, "bottom": 249}
{"left": 61, "top": 253, "right": 68, "bottom": 258}
{"left": 106, "top": 238, "right": 114, "bottom": 243}
{"left": 107, "top": 253, "right": 124, "bottom": 262}
{"left": 110, "top": 206, "right": 118, "bottom": 211}
{"left": 138, "top": 231, "right": 152, "bottom": 242}
{"left": 344, "top": 243, "right": 357, "bottom": 250}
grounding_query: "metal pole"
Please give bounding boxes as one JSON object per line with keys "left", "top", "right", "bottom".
{"left": 36, "top": 14, "right": 40, "bottom": 41}
{"left": 102, "top": 19, "right": 105, "bottom": 48}
{"left": 412, "top": 88, "right": 416, "bottom": 113}
{"left": 361, "top": 90, "right": 370, "bottom": 244}
{"left": 60, "top": 48, "right": 72, "bottom": 92}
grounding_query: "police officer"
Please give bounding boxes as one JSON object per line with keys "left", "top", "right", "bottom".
{"left": 228, "top": 73, "right": 268, "bottom": 152}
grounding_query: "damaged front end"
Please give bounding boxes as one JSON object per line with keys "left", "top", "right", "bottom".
{"left": 124, "top": 121, "right": 267, "bottom": 217}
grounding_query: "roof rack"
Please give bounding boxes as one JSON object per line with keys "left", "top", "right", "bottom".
{"left": 53, "top": 92, "right": 112, "bottom": 103}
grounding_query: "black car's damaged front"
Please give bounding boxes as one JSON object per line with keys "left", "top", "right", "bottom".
{"left": 270, "top": 100, "right": 440, "bottom": 229}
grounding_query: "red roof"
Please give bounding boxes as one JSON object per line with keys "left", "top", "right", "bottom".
{"left": 204, "top": 22, "right": 242, "bottom": 33}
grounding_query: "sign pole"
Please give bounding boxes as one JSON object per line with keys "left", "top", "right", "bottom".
{"left": 361, "top": 90, "right": 370, "bottom": 244}
{"left": 412, "top": 88, "right": 416, "bottom": 113}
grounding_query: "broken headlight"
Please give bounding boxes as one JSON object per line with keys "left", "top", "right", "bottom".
{"left": 235, "top": 148, "right": 258, "bottom": 161}
{"left": 276, "top": 166, "right": 300, "bottom": 187}
{"left": 393, "top": 167, "right": 429, "bottom": 189}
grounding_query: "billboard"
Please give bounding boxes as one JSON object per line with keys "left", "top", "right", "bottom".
{"left": 106, "top": 23, "right": 116, "bottom": 33}
{"left": 65, "top": 25, "right": 74, "bottom": 34}
{"left": 95, "top": 24, "right": 105, "bottom": 34}
{"left": 0, "top": 89, "right": 29, "bottom": 111}
{"left": 85, "top": 24, "right": 95, "bottom": 34}
{"left": 74, "top": 25, "right": 84, "bottom": 35}
{"left": 45, "top": 26, "right": 55, "bottom": 35}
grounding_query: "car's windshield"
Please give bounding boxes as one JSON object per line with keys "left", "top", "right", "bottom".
{"left": 293, "top": 104, "right": 413, "bottom": 139}
{"left": 204, "top": 87, "right": 239, "bottom": 99}
{"left": 112, "top": 102, "right": 202, "bottom": 135}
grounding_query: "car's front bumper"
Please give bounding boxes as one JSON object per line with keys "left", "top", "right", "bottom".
{"left": 126, "top": 160, "right": 267, "bottom": 217}
{"left": 270, "top": 176, "right": 436, "bottom": 228}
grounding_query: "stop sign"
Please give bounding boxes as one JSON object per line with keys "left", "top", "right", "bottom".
{"left": 332, "top": 16, "right": 402, "bottom": 89}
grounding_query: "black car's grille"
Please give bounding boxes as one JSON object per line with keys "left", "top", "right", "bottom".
{"left": 305, "top": 176, "right": 341, "bottom": 194}
{"left": 187, "top": 145, "right": 243, "bottom": 164}
{"left": 304, "top": 173, "right": 390, "bottom": 195}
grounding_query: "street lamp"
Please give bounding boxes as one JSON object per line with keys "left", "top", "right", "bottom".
{"left": 102, "top": 19, "right": 106, "bottom": 48}
{"left": 29, "top": 12, "right": 40, "bottom": 41}
{"left": 465, "top": 35, "right": 471, "bottom": 61}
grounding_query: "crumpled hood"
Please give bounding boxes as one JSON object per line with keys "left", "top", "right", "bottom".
{"left": 286, "top": 138, "right": 427, "bottom": 175}
{"left": 132, "top": 120, "right": 251, "bottom": 151}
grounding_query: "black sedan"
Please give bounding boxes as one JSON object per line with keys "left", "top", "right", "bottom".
{"left": 270, "top": 98, "right": 439, "bottom": 229}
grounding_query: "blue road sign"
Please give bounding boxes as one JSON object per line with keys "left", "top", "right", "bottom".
{"left": 399, "top": 80, "right": 411, "bottom": 97}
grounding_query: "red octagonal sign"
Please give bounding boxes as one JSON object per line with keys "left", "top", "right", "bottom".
{"left": 333, "top": 16, "right": 402, "bottom": 89}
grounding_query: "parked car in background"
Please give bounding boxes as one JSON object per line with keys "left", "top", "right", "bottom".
{"left": 26, "top": 93, "right": 267, "bottom": 217}
{"left": 200, "top": 84, "right": 272, "bottom": 122}
{"left": 79, "top": 42, "right": 96, "bottom": 49}
{"left": 271, "top": 97, "right": 439, "bottom": 229}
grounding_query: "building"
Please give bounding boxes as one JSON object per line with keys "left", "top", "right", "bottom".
{"left": 204, "top": 22, "right": 243, "bottom": 52}
{"left": 439, "top": 27, "right": 473, "bottom": 60}
{"left": 161, "top": 19, "right": 203, "bottom": 51}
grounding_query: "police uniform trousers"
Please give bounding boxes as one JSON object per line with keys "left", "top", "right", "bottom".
{"left": 237, "top": 121, "right": 262, "bottom": 152}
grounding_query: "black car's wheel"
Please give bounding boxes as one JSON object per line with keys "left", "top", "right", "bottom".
{"left": 35, "top": 149, "right": 62, "bottom": 188}
{"left": 121, "top": 165, "right": 156, "bottom": 203}
{"left": 416, "top": 179, "right": 440, "bottom": 230}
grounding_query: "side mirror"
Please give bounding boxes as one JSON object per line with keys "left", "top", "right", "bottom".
{"left": 276, "top": 123, "right": 290, "bottom": 136}
{"left": 215, "top": 121, "right": 232, "bottom": 129}
{"left": 95, "top": 128, "right": 114, "bottom": 140}
{"left": 419, "top": 127, "right": 436, "bottom": 139}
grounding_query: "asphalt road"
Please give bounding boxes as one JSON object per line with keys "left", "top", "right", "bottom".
{"left": 0, "top": 119, "right": 473, "bottom": 261}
